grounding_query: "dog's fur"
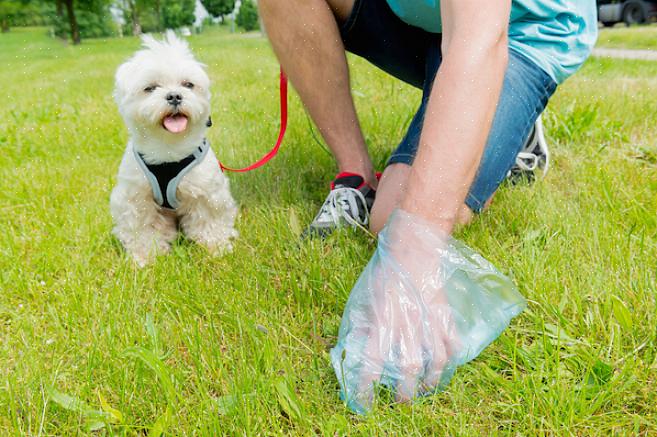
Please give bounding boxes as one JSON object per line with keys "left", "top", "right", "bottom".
{"left": 110, "top": 31, "right": 237, "bottom": 266}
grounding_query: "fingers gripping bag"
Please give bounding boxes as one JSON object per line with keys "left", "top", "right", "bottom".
{"left": 330, "top": 209, "right": 526, "bottom": 414}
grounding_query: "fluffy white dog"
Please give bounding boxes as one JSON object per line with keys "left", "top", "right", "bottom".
{"left": 111, "top": 31, "right": 237, "bottom": 266}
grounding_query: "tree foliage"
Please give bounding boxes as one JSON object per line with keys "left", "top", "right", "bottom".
{"left": 116, "top": 0, "right": 164, "bottom": 36}
{"left": 54, "top": 0, "right": 115, "bottom": 43}
{"left": 162, "top": 0, "right": 194, "bottom": 29}
{"left": 0, "top": 0, "right": 20, "bottom": 32}
{"left": 1, "top": 0, "right": 53, "bottom": 32}
{"left": 236, "top": 0, "right": 258, "bottom": 32}
{"left": 200, "top": 0, "right": 234, "bottom": 18}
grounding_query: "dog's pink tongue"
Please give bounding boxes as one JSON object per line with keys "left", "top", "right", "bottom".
{"left": 163, "top": 114, "right": 188, "bottom": 133}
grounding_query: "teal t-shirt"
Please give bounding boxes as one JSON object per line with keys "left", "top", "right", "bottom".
{"left": 385, "top": 0, "right": 598, "bottom": 84}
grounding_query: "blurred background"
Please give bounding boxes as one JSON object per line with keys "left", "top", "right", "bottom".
{"left": 2, "top": 1, "right": 657, "bottom": 47}
{"left": 0, "top": 0, "right": 261, "bottom": 44}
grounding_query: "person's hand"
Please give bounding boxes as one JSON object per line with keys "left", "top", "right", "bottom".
{"left": 330, "top": 209, "right": 526, "bottom": 414}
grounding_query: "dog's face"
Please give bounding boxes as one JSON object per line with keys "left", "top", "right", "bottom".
{"left": 114, "top": 31, "right": 211, "bottom": 145}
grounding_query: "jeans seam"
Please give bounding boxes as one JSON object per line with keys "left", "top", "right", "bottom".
{"left": 387, "top": 153, "right": 415, "bottom": 167}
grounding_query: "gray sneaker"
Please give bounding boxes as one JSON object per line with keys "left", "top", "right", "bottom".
{"left": 508, "top": 115, "right": 550, "bottom": 183}
{"left": 302, "top": 172, "right": 376, "bottom": 239}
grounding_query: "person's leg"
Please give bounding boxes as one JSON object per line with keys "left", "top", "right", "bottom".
{"left": 463, "top": 51, "right": 557, "bottom": 213}
{"left": 259, "top": 0, "right": 377, "bottom": 186}
{"left": 371, "top": 49, "right": 557, "bottom": 234}
{"left": 339, "top": 0, "right": 436, "bottom": 89}
{"left": 262, "top": 0, "right": 445, "bottom": 237}
{"left": 332, "top": 0, "right": 442, "bottom": 234}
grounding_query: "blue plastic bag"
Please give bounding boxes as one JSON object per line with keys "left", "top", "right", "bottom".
{"left": 330, "top": 209, "right": 526, "bottom": 414}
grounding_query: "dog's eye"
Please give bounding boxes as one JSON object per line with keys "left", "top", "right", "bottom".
{"left": 182, "top": 81, "right": 194, "bottom": 89}
{"left": 144, "top": 85, "right": 158, "bottom": 93}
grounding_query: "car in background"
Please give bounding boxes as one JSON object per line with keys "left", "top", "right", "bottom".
{"left": 598, "top": 0, "right": 657, "bottom": 26}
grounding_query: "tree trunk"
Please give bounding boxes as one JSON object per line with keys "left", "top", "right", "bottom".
{"left": 1, "top": 18, "right": 9, "bottom": 33}
{"left": 127, "top": 0, "right": 141, "bottom": 35}
{"left": 63, "top": 0, "right": 81, "bottom": 44}
{"left": 154, "top": 0, "right": 161, "bottom": 31}
{"left": 53, "top": 0, "right": 64, "bottom": 39}
{"left": 132, "top": 16, "right": 141, "bottom": 35}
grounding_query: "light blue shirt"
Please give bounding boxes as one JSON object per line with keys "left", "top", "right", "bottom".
{"left": 385, "top": 0, "right": 598, "bottom": 84}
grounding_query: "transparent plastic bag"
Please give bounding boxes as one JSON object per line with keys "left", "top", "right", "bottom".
{"left": 330, "top": 209, "right": 526, "bottom": 414}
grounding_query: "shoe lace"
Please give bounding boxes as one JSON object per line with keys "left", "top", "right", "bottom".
{"left": 514, "top": 151, "right": 539, "bottom": 172}
{"left": 316, "top": 187, "right": 369, "bottom": 229}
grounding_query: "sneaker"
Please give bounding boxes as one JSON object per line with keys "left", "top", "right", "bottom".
{"left": 302, "top": 172, "right": 377, "bottom": 239}
{"left": 508, "top": 115, "right": 550, "bottom": 183}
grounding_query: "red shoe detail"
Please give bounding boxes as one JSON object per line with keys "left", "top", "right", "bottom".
{"left": 331, "top": 172, "right": 365, "bottom": 190}
{"left": 330, "top": 171, "right": 381, "bottom": 190}
{"left": 335, "top": 171, "right": 364, "bottom": 179}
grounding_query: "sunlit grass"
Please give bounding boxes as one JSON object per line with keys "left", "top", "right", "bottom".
{"left": 598, "top": 23, "right": 657, "bottom": 50}
{"left": 1, "top": 27, "right": 656, "bottom": 434}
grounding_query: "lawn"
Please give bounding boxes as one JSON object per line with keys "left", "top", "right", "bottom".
{"left": 598, "top": 24, "right": 657, "bottom": 50}
{"left": 1, "top": 27, "right": 656, "bottom": 435}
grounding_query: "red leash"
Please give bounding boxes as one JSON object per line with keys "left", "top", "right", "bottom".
{"left": 219, "top": 68, "right": 288, "bottom": 173}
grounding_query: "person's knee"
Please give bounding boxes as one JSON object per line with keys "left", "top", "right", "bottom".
{"left": 259, "top": 0, "right": 302, "bottom": 19}
{"left": 258, "top": 0, "right": 273, "bottom": 12}
{"left": 260, "top": 0, "right": 351, "bottom": 17}
{"left": 258, "top": 0, "right": 277, "bottom": 23}
{"left": 326, "top": 0, "right": 355, "bottom": 22}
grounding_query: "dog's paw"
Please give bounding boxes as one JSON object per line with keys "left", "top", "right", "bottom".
{"left": 129, "top": 240, "right": 172, "bottom": 267}
{"left": 201, "top": 237, "right": 235, "bottom": 257}
{"left": 132, "top": 252, "right": 153, "bottom": 268}
{"left": 205, "top": 242, "right": 233, "bottom": 257}
{"left": 193, "top": 227, "right": 238, "bottom": 257}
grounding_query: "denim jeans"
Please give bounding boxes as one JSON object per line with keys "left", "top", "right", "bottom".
{"left": 341, "top": 0, "right": 558, "bottom": 211}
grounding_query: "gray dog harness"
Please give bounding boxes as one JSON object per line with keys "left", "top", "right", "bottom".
{"left": 133, "top": 139, "right": 209, "bottom": 210}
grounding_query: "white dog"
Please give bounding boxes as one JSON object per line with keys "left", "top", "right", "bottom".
{"left": 110, "top": 31, "right": 237, "bottom": 266}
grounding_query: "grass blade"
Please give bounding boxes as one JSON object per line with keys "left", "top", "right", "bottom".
{"left": 123, "top": 346, "right": 178, "bottom": 405}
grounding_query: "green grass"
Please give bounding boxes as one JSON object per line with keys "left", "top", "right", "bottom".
{"left": 1, "top": 26, "right": 656, "bottom": 435}
{"left": 598, "top": 24, "right": 657, "bottom": 50}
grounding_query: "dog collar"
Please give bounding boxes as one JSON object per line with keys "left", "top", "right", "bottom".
{"left": 133, "top": 139, "right": 209, "bottom": 210}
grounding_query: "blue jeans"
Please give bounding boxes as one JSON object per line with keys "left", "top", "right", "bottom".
{"left": 341, "top": 0, "right": 558, "bottom": 212}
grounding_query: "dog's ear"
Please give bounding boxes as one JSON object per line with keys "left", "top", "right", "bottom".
{"left": 206, "top": 116, "right": 212, "bottom": 128}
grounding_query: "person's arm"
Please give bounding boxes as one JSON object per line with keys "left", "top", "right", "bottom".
{"left": 401, "top": 0, "right": 511, "bottom": 234}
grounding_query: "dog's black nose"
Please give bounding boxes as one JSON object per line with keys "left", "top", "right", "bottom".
{"left": 166, "top": 92, "right": 182, "bottom": 106}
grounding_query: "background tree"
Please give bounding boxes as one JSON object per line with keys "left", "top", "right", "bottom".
{"left": 55, "top": 0, "right": 62, "bottom": 20}
{"left": 54, "top": 0, "right": 115, "bottom": 44}
{"left": 236, "top": 0, "right": 258, "bottom": 32}
{"left": 153, "top": 0, "right": 160, "bottom": 30}
{"left": 117, "top": 0, "right": 163, "bottom": 36}
{"left": 0, "top": 0, "right": 19, "bottom": 32}
{"left": 124, "top": 0, "right": 142, "bottom": 35}
{"left": 200, "top": 0, "right": 234, "bottom": 21}
{"left": 0, "top": 0, "right": 52, "bottom": 32}
{"left": 61, "top": 0, "right": 80, "bottom": 43}
{"left": 162, "top": 0, "right": 194, "bottom": 29}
